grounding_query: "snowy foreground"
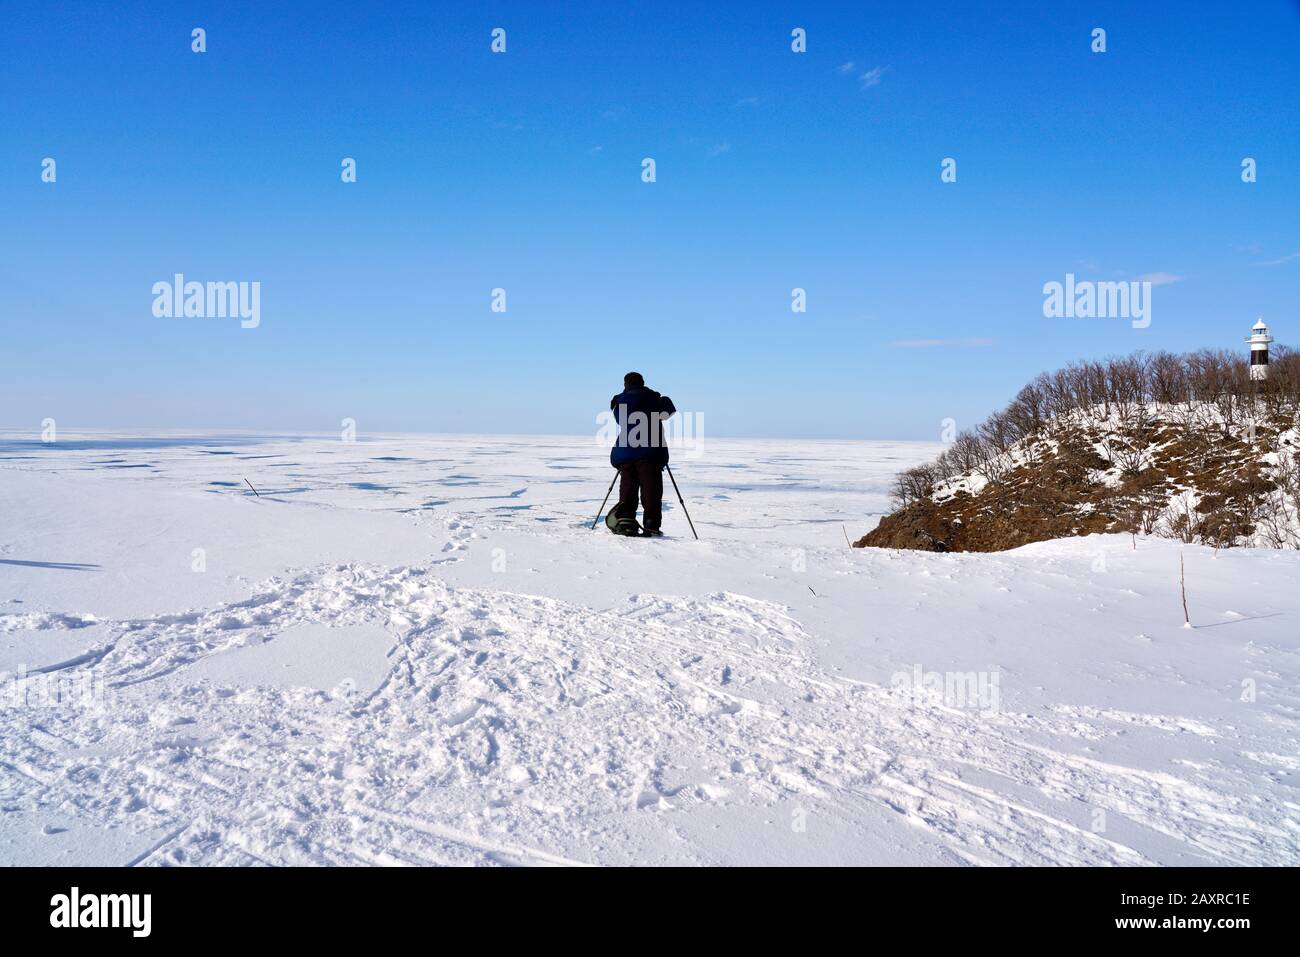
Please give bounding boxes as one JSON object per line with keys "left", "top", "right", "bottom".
{"left": 1, "top": 431, "right": 1298, "bottom": 867}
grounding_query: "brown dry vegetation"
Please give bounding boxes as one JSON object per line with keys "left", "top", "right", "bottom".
{"left": 858, "top": 347, "right": 1300, "bottom": 552}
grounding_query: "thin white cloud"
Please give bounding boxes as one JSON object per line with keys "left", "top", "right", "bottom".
{"left": 836, "top": 61, "right": 856, "bottom": 75}
{"left": 892, "top": 337, "right": 993, "bottom": 349}
{"left": 1257, "top": 251, "right": 1300, "bottom": 266}
{"left": 735, "top": 96, "right": 761, "bottom": 107}
{"left": 859, "top": 66, "right": 886, "bottom": 89}
{"left": 1135, "top": 271, "right": 1185, "bottom": 286}
{"left": 707, "top": 142, "right": 732, "bottom": 158}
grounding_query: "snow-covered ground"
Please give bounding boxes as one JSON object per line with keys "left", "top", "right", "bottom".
{"left": 1, "top": 430, "right": 1297, "bottom": 866}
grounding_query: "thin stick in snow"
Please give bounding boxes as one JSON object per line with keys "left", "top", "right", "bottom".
{"left": 243, "top": 477, "right": 260, "bottom": 497}
{"left": 842, "top": 525, "right": 852, "bottom": 548}
{"left": 1180, "top": 549, "right": 1192, "bottom": 629}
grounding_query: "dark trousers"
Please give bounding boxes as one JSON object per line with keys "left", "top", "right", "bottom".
{"left": 616, "top": 460, "right": 664, "bottom": 531}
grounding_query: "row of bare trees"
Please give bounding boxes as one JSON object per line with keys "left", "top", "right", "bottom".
{"left": 893, "top": 346, "right": 1300, "bottom": 508}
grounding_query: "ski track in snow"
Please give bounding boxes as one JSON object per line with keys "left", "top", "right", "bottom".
{"left": 1, "top": 432, "right": 1298, "bottom": 866}
{"left": 4, "top": 564, "right": 1295, "bottom": 867}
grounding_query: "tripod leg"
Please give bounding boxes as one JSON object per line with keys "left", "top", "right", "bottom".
{"left": 591, "top": 471, "right": 619, "bottom": 529}
{"left": 665, "top": 465, "right": 699, "bottom": 540}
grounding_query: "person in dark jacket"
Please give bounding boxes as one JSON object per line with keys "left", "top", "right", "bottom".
{"left": 610, "top": 371, "right": 676, "bottom": 536}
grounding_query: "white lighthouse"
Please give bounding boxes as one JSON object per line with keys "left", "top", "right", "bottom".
{"left": 1247, "top": 318, "right": 1273, "bottom": 381}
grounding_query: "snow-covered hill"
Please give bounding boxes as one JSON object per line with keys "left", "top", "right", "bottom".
{"left": 2, "top": 431, "right": 1297, "bottom": 865}
{"left": 862, "top": 402, "right": 1300, "bottom": 552}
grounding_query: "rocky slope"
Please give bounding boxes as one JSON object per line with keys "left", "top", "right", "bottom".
{"left": 858, "top": 404, "right": 1300, "bottom": 552}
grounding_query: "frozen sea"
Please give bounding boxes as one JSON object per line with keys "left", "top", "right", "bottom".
{"left": 1, "top": 430, "right": 1297, "bottom": 866}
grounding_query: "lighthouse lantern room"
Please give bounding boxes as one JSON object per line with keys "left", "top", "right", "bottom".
{"left": 1247, "top": 318, "right": 1273, "bottom": 381}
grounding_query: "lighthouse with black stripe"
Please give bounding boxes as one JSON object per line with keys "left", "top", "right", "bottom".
{"left": 1248, "top": 318, "right": 1273, "bottom": 381}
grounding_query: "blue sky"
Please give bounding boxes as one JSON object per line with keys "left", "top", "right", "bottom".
{"left": 2, "top": 0, "right": 1298, "bottom": 439}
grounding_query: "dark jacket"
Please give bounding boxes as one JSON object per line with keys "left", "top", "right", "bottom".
{"left": 610, "top": 386, "right": 676, "bottom": 467}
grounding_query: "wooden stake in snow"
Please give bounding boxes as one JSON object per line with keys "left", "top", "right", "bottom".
{"left": 1180, "top": 549, "right": 1192, "bottom": 629}
{"left": 243, "top": 477, "right": 260, "bottom": 497}
{"left": 842, "top": 525, "right": 852, "bottom": 548}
